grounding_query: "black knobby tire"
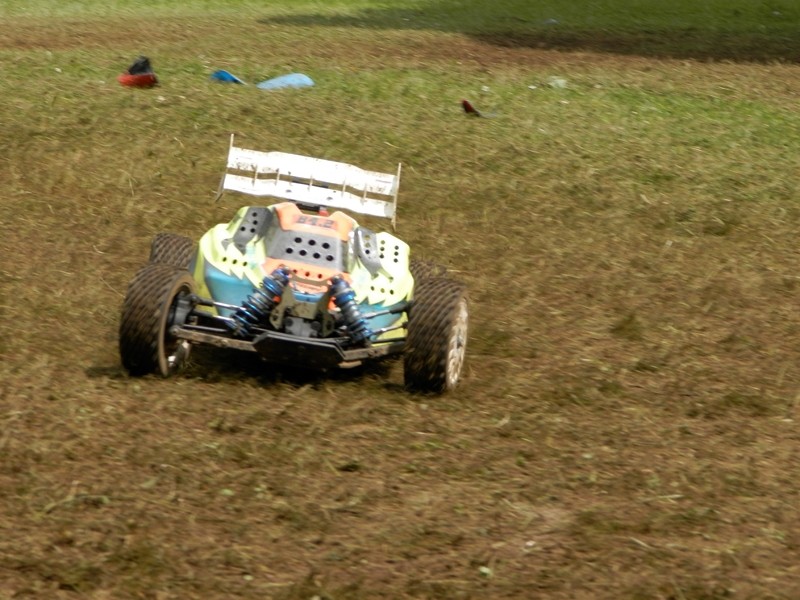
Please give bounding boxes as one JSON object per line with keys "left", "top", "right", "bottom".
{"left": 119, "top": 263, "right": 195, "bottom": 377}
{"left": 409, "top": 258, "right": 448, "bottom": 282}
{"left": 148, "top": 233, "right": 195, "bottom": 269}
{"left": 404, "top": 277, "right": 469, "bottom": 393}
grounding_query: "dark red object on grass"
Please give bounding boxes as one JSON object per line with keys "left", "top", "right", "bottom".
{"left": 461, "top": 99, "right": 482, "bottom": 117}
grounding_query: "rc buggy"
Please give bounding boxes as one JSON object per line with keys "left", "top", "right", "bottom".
{"left": 119, "top": 137, "right": 468, "bottom": 393}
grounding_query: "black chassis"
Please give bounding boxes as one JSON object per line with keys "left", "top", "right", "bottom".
{"left": 168, "top": 290, "right": 409, "bottom": 370}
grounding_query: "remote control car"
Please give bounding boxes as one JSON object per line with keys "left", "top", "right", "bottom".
{"left": 119, "top": 137, "right": 468, "bottom": 393}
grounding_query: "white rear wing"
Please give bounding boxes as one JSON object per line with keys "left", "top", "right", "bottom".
{"left": 217, "top": 135, "right": 401, "bottom": 227}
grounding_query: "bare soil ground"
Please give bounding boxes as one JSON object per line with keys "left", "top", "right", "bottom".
{"left": 1, "top": 15, "right": 800, "bottom": 600}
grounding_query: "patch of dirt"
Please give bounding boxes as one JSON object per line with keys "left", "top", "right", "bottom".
{"left": 477, "top": 29, "right": 800, "bottom": 64}
{"left": 0, "top": 18, "right": 215, "bottom": 51}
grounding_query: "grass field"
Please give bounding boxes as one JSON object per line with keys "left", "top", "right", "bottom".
{"left": 2, "top": 1, "right": 800, "bottom": 598}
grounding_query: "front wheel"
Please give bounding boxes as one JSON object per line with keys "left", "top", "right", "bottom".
{"left": 119, "top": 264, "right": 195, "bottom": 377}
{"left": 148, "top": 233, "right": 195, "bottom": 269}
{"left": 404, "top": 278, "right": 468, "bottom": 393}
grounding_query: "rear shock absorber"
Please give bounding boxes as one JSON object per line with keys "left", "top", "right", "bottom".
{"left": 228, "top": 266, "right": 290, "bottom": 338}
{"left": 330, "top": 275, "right": 373, "bottom": 345}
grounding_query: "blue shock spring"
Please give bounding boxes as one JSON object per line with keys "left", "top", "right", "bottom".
{"left": 330, "top": 276, "right": 373, "bottom": 345}
{"left": 228, "top": 266, "right": 290, "bottom": 337}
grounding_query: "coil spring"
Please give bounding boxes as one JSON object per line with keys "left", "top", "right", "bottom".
{"left": 228, "top": 266, "right": 290, "bottom": 337}
{"left": 330, "top": 275, "right": 373, "bottom": 345}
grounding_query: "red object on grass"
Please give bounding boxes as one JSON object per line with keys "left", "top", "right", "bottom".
{"left": 461, "top": 99, "right": 482, "bottom": 116}
{"left": 118, "top": 56, "right": 159, "bottom": 88}
{"left": 117, "top": 72, "right": 158, "bottom": 88}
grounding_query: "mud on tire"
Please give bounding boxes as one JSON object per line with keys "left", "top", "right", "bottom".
{"left": 119, "top": 263, "right": 195, "bottom": 377}
{"left": 404, "top": 277, "right": 468, "bottom": 393}
{"left": 148, "top": 233, "right": 195, "bottom": 269}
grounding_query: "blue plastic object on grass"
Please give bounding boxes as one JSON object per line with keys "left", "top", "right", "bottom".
{"left": 211, "top": 70, "right": 246, "bottom": 84}
{"left": 256, "top": 73, "right": 314, "bottom": 91}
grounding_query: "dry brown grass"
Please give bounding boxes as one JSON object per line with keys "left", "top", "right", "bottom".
{"left": 2, "top": 10, "right": 800, "bottom": 600}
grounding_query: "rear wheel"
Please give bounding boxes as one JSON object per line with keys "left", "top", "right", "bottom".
{"left": 404, "top": 278, "right": 468, "bottom": 393}
{"left": 148, "top": 233, "right": 195, "bottom": 269}
{"left": 409, "top": 258, "right": 448, "bottom": 282}
{"left": 119, "top": 264, "right": 195, "bottom": 377}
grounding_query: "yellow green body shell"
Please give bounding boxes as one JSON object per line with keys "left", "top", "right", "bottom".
{"left": 189, "top": 204, "right": 412, "bottom": 341}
